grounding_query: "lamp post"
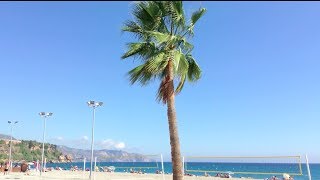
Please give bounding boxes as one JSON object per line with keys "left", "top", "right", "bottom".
{"left": 87, "top": 101, "right": 103, "bottom": 180}
{"left": 8, "top": 121, "right": 18, "bottom": 173}
{"left": 39, "top": 112, "right": 53, "bottom": 176}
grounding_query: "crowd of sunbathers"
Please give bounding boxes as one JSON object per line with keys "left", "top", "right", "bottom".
{"left": 264, "top": 176, "right": 294, "bottom": 180}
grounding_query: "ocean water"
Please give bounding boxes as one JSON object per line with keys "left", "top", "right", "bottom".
{"left": 45, "top": 162, "right": 319, "bottom": 180}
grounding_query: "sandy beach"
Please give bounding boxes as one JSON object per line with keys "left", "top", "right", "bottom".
{"left": 0, "top": 171, "right": 254, "bottom": 180}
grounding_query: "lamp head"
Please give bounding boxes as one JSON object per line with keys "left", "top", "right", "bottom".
{"left": 87, "top": 100, "right": 103, "bottom": 108}
{"left": 87, "top": 101, "right": 95, "bottom": 106}
{"left": 39, "top": 112, "right": 53, "bottom": 118}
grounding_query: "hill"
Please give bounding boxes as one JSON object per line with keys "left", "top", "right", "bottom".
{"left": 0, "top": 134, "right": 151, "bottom": 163}
{"left": 0, "top": 134, "right": 16, "bottom": 140}
{"left": 57, "top": 145, "right": 152, "bottom": 162}
{"left": 0, "top": 139, "right": 62, "bottom": 163}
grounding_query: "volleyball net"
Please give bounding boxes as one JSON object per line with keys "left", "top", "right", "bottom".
{"left": 183, "top": 155, "right": 306, "bottom": 178}
{"left": 94, "top": 154, "right": 164, "bottom": 174}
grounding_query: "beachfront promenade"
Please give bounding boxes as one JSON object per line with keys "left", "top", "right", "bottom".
{"left": 0, "top": 171, "right": 252, "bottom": 180}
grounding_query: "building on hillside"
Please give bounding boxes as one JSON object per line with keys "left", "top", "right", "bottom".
{"left": 0, "top": 139, "right": 21, "bottom": 145}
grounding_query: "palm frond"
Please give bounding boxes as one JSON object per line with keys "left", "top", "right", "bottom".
{"left": 123, "top": 1, "right": 206, "bottom": 102}
{"left": 173, "top": 51, "right": 188, "bottom": 94}
{"left": 188, "top": 8, "right": 206, "bottom": 36}
{"left": 175, "top": 36, "right": 193, "bottom": 53}
{"left": 176, "top": 52, "right": 189, "bottom": 76}
{"left": 122, "top": 20, "right": 145, "bottom": 39}
{"left": 122, "top": 42, "right": 156, "bottom": 59}
{"left": 132, "top": 2, "right": 165, "bottom": 31}
{"left": 173, "top": 50, "right": 181, "bottom": 73}
{"left": 145, "top": 31, "right": 170, "bottom": 44}
{"left": 172, "top": 1, "right": 186, "bottom": 33}
{"left": 128, "top": 64, "right": 154, "bottom": 85}
{"left": 191, "top": 8, "right": 206, "bottom": 26}
{"left": 186, "top": 55, "right": 201, "bottom": 82}
{"left": 175, "top": 74, "right": 186, "bottom": 94}
{"left": 144, "top": 53, "right": 167, "bottom": 73}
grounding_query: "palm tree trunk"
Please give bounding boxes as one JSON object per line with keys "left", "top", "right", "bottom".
{"left": 166, "top": 59, "right": 183, "bottom": 180}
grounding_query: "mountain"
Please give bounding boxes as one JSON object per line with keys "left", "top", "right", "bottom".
{"left": 0, "top": 134, "right": 151, "bottom": 163}
{"left": 57, "top": 145, "right": 152, "bottom": 162}
{"left": 0, "top": 134, "right": 16, "bottom": 140}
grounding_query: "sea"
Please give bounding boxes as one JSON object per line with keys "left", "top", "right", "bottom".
{"left": 44, "top": 162, "right": 319, "bottom": 180}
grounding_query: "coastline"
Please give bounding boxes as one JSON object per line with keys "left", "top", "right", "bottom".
{"left": 0, "top": 170, "right": 254, "bottom": 180}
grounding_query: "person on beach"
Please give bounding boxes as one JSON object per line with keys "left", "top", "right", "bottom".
{"left": 283, "top": 174, "right": 294, "bottom": 180}
{"left": 272, "top": 176, "right": 279, "bottom": 180}
{"left": 3, "top": 162, "right": 9, "bottom": 175}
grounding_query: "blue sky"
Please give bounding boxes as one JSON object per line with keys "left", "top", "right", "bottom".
{"left": 0, "top": 2, "right": 319, "bottom": 162}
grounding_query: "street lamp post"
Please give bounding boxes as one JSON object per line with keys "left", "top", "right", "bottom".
{"left": 39, "top": 112, "right": 53, "bottom": 176}
{"left": 87, "top": 101, "right": 103, "bottom": 180}
{"left": 8, "top": 121, "right": 18, "bottom": 173}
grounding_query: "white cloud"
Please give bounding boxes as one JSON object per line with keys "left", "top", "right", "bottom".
{"left": 49, "top": 136, "right": 89, "bottom": 149}
{"left": 48, "top": 136, "right": 126, "bottom": 150}
{"left": 49, "top": 136, "right": 64, "bottom": 142}
{"left": 114, "top": 142, "right": 125, "bottom": 149}
{"left": 81, "top": 136, "right": 89, "bottom": 141}
{"left": 97, "top": 139, "right": 126, "bottom": 150}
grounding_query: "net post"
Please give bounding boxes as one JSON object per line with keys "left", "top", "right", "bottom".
{"left": 298, "top": 155, "right": 303, "bottom": 175}
{"left": 36, "top": 160, "right": 39, "bottom": 172}
{"left": 94, "top": 157, "right": 97, "bottom": 180}
{"left": 44, "top": 158, "right": 47, "bottom": 170}
{"left": 83, "top": 158, "right": 86, "bottom": 178}
{"left": 182, "top": 156, "right": 185, "bottom": 175}
{"left": 160, "top": 154, "right": 165, "bottom": 180}
{"left": 305, "top": 154, "right": 312, "bottom": 180}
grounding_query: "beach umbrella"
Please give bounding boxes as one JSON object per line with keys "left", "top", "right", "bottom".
{"left": 283, "top": 173, "right": 290, "bottom": 179}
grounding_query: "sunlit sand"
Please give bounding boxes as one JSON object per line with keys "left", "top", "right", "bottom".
{"left": 0, "top": 171, "right": 254, "bottom": 180}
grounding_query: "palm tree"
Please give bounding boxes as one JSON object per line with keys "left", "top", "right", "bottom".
{"left": 121, "top": 1, "right": 206, "bottom": 179}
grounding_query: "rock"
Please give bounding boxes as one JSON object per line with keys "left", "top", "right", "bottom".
{"left": 58, "top": 155, "right": 65, "bottom": 162}
{"left": 65, "top": 154, "right": 73, "bottom": 162}
{"left": 31, "top": 146, "right": 40, "bottom": 151}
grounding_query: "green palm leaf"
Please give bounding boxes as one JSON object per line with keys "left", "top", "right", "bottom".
{"left": 186, "top": 55, "right": 201, "bottom": 82}
{"left": 188, "top": 8, "right": 207, "bottom": 36}
{"left": 121, "top": 42, "right": 156, "bottom": 59}
{"left": 122, "top": 1, "right": 205, "bottom": 97}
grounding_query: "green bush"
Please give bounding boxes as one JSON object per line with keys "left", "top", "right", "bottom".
{"left": 0, "top": 140, "right": 62, "bottom": 162}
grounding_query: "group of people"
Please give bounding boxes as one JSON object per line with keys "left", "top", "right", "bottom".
{"left": 54, "top": 166, "right": 64, "bottom": 171}
{"left": 264, "top": 175, "right": 294, "bottom": 180}
{"left": 70, "top": 165, "right": 80, "bottom": 171}
{"left": 184, "top": 173, "right": 196, "bottom": 176}
{"left": 266, "top": 176, "right": 279, "bottom": 180}
{"left": 215, "top": 173, "right": 232, "bottom": 178}
{"left": 1, "top": 162, "right": 30, "bottom": 175}
{"left": 128, "top": 168, "right": 145, "bottom": 174}
{"left": 183, "top": 172, "right": 232, "bottom": 178}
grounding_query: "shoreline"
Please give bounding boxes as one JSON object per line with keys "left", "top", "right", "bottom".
{"left": 0, "top": 170, "right": 255, "bottom": 180}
